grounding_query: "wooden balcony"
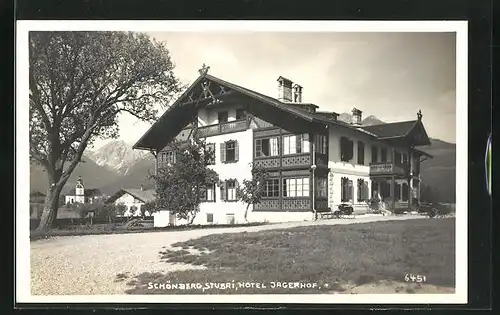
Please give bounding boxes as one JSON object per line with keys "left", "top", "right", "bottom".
{"left": 369, "top": 162, "right": 406, "bottom": 177}
{"left": 196, "top": 119, "right": 248, "bottom": 138}
{"left": 254, "top": 154, "right": 311, "bottom": 170}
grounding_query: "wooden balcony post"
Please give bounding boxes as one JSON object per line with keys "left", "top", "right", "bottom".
{"left": 390, "top": 175, "right": 396, "bottom": 210}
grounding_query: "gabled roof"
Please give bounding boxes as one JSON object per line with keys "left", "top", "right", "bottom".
{"left": 360, "top": 121, "right": 418, "bottom": 138}
{"left": 105, "top": 188, "right": 156, "bottom": 204}
{"left": 133, "top": 72, "right": 432, "bottom": 150}
{"left": 360, "top": 120, "right": 431, "bottom": 145}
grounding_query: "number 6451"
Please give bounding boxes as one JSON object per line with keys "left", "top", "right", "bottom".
{"left": 404, "top": 273, "right": 427, "bottom": 282}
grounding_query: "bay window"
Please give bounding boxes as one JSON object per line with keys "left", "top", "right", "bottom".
{"left": 283, "top": 177, "right": 310, "bottom": 197}
{"left": 264, "top": 178, "right": 280, "bottom": 197}
{"left": 283, "top": 134, "right": 310, "bottom": 155}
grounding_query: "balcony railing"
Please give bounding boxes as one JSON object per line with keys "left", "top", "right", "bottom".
{"left": 369, "top": 162, "right": 406, "bottom": 176}
{"left": 196, "top": 119, "right": 248, "bottom": 138}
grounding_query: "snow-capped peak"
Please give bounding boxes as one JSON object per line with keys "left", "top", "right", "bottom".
{"left": 87, "top": 140, "right": 151, "bottom": 175}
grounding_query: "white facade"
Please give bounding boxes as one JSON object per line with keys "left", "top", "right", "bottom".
{"left": 112, "top": 193, "right": 147, "bottom": 217}
{"left": 191, "top": 127, "right": 253, "bottom": 225}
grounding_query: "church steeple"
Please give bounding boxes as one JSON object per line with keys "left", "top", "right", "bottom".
{"left": 76, "top": 176, "right": 84, "bottom": 188}
{"left": 75, "top": 176, "right": 85, "bottom": 203}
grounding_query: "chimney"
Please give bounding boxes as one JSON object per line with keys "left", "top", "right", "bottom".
{"left": 293, "top": 84, "right": 303, "bottom": 103}
{"left": 351, "top": 108, "right": 362, "bottom": 125}
{"left": 277, "top": 76, "right": 293, "bottom": 102}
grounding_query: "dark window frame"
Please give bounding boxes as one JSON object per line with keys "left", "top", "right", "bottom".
{"left": 235, "top": 108, "right": 246, "bottom": 120}
{"left": 381, "top": 147, "right": 388, "bottom": 162}
{"left": 357, "top": 141, "right": 365, "bottom": 165}
{"left": 263, "top": 178, "right": 280, "bottom": 197}
{"left": 282, "top": 177, "right": 310, "bottom": 198}
{"left": 218, "top": 111, "right": 228, "bottom": 123}
{"left": 371, "top": 146, "right": 378, "bottom": 163}
{"left": 340, "top": 137, "right": 354, "bottom": 162}
{"left": 255, "top": 137, "right": 280, "bottom": 157}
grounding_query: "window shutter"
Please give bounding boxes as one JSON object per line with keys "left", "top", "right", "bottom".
{"left": 220, "top": 142, "right": 226, "bottom": 163}
{"left": 348, "top": 180, "right": 353, "bottom": 201}
{"left": 234, "top": 141, "right": 239, "bottom": 162}
{"left": 340, "top": 138, "right": 344, "bottom": 160}
{"left": 220, "top": 181, "right": 227, "bottom": 201}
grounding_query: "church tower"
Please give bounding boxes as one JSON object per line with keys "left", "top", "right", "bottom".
{"left": 75, "top": 176, "right": 85, "bottom": 203}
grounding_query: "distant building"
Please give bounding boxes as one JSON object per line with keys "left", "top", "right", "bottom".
{"left": 105, "top": 186, "right": 156, "bottom": 217}
{"left": 65, "top": 176, "right": 103, "bottom": 204}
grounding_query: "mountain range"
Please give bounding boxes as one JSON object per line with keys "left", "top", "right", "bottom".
{"left": 30, "top": 114, "right": 456, "bottom": 202}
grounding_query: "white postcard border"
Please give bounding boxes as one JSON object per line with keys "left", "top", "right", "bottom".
{"left": 16, "top": 20, "right": 468, "bottom": 305}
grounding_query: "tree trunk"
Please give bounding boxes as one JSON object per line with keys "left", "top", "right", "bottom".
{"left": 37, "top": 182, "right": 65, "bottom": 231}
{"left": 244, "top": 203, "right": 250, "bottom": 222}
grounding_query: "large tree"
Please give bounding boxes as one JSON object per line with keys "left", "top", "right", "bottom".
{"left": 29, "top": 31, "right": 182, "bottom": 230}
{"left": 150, "top": 138, "right": 219, "bottom": 224}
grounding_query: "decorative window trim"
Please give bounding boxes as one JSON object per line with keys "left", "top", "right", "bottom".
{"left": 220, "top": 140, "right": 239, "bottom": 163}
{"left": 341, "top": 177, "right": 353, "bottom": 202}
{"left": 282, "top": 177, "right": 310, "bottom": 198}
{"left": 206, "top": 143, "right": 216, "bottom": 165}
{"left": 220, "top": 178, "right": 239, "bottom": 202}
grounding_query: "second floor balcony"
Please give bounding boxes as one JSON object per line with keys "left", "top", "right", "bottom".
{"left": 369, "top": 162, "right": 407, "bottom": 177}
{"left": 194, "top": 119, "right": 248, "bottom": 138}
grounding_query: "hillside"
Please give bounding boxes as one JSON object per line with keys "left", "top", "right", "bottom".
{"left": 30, "top": 155, "right": 120, "bottom": 195}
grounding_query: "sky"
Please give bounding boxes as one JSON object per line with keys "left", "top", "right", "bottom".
{"left": 92, "top": 31, "right": 456, "bottom": 149}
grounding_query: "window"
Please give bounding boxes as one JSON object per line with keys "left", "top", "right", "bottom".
{"left": 200, "top": 183, "right": 216, "bottom": 202}
{"left": 220, "top": 140, "right": 239, "bottom": 163}
{"left": 341, "top": 177, "right": 353, "bottom": 202}
{"left": 236, "top": 109, "right": 246, "bottom": 120}
{"left": 402, "top": 153, "right": 408, "bottom": 165}
{"left": 283, "top": 177, "right": 310, "bottom": 197}
{"left": 218, "top": 111, "right": 228, "bottom": 123}
{"left": 206, "top": 213, "right": 214, "bottom": 224}
{"left": 263, "top": 179, "right": 280, "bottom": 197}
{"left": 316, "top": 178, "right": 327, "bottom": 197}
{"left": 402, "top": 183, "right": 409, "bottom": 201}
{"left": 340, "top": 137, "right": 354, "bottom": 162}
{"left": 205, "top": 143, "right": 216, "bottom": 165}
{"left": 371, "top": 146, "right": 378, "bottom": 163}
{"left": 395, "top": 183, "right": 401, "bottom": 200}
{"left": 315, "top": 135, "right": 327, "bottom": 154}
{"left": 220, "top": 180, "right": 238, "bottom": 201}
{"left": 381, "top": 148, "right": 387, "bottom": 162}
{"left": 394, "top": 151, "right": 402, "bottom": 166}
{"left": 357, "top": 141, "right": 365, "bottom": 165}
{"left": 255, "top": 137, "right": 280, "bottom": 157}
{"left": 357, "top": 179, "right": 369, "bottom": 202}
{"left": 282, "top": 134, "right": 310, "bottom": 155}
{"left": 412, "top": 178, "right": 419, "bottom": 187}
{"left": 165, "top": 151, "right": 176, "bottom": 165}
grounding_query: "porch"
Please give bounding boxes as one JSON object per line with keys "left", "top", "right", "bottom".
{"left": 370, "top": 176, "right": 419, "bottom": 211}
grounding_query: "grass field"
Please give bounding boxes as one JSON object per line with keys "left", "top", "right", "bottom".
{"left": 124, "top": 217, "right": 455, "bottom": 294}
